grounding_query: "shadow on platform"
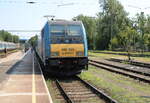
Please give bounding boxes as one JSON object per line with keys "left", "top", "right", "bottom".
{"left": 6, "top": 51, "right": 41, "bottom": 75}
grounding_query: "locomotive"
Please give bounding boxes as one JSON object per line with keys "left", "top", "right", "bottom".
{"left": 36, "top": 19, "right": 88, "bottom": 76}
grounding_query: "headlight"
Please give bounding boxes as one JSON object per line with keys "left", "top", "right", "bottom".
{"left": 76, "top": 51, "right": 84, "bottom": 56}
{"left": 51, "top": 52, "right": 59, "bottom": 56}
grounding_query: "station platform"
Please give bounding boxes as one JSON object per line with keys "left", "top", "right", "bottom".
{"left": 0, "top": 50, "right": 53, "bottom": 103}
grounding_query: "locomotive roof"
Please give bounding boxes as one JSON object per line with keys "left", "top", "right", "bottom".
{"left": 48, "top": 20, "right": 82, "bottom": 25}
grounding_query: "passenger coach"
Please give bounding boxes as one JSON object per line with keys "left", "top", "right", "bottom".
{"left": 0, "top": 41, "right": 18, "bottom": 52}
{"left": 36, "top": 19, "right": 88, "bottom": 76}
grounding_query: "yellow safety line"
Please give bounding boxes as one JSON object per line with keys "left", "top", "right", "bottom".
{"left": 39, "top": 64, "right": 53, "bottom": 103}
{"left": 32, "top": 52, "right": 36, "bottom": 103}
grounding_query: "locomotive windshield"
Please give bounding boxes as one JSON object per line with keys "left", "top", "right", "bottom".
{"left": 50, "top": 25, "right": 65, "bottom": 35}
{"left": 50, "top": 25, "right": 83, "bottom": 36}
{"left": 67, "top": 25, "right": 82, "bottom": 36}
{"left": 50, "top": 24, "right": 83, "bottom": 44}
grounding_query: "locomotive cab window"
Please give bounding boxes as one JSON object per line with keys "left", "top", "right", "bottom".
{"left": 50, "top": 23, "right": 84, "bottom": 44}
{"left": 50, "top": 25, "right": 65, "bottom": 35}
{"left": 67, "top": 25, "right": 82, "bottom": 36}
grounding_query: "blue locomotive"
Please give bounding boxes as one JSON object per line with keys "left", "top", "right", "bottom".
{"left": 36, "top": 19, "right": 88, "bottom": 76}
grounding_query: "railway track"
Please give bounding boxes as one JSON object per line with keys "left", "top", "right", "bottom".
{"left": 107, "top": 58, "right": 150, "bottom": 69}
{"left": 89, "top": 59, "right": 150, "bottom": 77}
{"left": 89, "top": 59, "right": 150, "bottom": 84}
{"left": 55, "top": 76, "right": 118, "bottom": 103}
{"left": 91, "top": 51, "right": 150, "bottom": 57}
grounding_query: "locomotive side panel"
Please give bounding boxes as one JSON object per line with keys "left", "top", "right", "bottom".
{"left": 81, "top": 23, "right": 88, "bottom": 57}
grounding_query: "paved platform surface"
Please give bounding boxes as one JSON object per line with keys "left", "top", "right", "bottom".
{"left": 0, "top": 50, "right": 53, "bottom": 103}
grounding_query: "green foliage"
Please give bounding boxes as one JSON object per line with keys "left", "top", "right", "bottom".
{"left": 117, "top": 26, "right": 138, "bottom": 60}
{"left": 136, "top": 12, "right": 146, "bottom": 35}
{"left": 143, "top": 34, "right": 150, "bottom": 51}
{"left": 74, "top": 15, "right": 97, "bottom": 50}
{"left": 0, "top": 30, "right": 19, "bottom": 43}
{"left": 109, "top": 37, "right": 119, "bottom": 50}
{"left": 73, "top": 0, "right": 150, "bottom": 52}
{"left": 118, "top": 26, "right": 137, "bottom": 50}
{"left": 96, "top": 0, "right": 128, "bottom": 50}
{"left": 28, "top": 35, "right": 38, "bottom": 47}
{"left": 145, "top": 16, "right": 150, "bottom": 34}
{"left": 12, "top": 35, "right": 19, "bottom": 43}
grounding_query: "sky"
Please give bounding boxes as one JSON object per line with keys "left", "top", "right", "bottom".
{"left": 0, "top": 0, "right": 150, "bottom": 39}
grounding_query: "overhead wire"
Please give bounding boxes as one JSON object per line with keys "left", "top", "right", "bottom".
{"left": 0, "top": 0, "right": 98, "bottom": 5}
{"left": 0, "top": 0, "right": 99, "bottom": 39}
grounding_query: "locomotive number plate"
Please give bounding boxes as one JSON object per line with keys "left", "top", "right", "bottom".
{"left": 62, "top": 48, "right": 74, "bottom": 51}
{"left": 62, "top": 48, "right": 74, "bottom": 55}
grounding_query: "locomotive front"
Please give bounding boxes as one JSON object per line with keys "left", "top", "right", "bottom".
{"left": 40, "top": 20, "right": 88, "bottom": 76}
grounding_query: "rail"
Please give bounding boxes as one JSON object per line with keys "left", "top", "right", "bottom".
{"left": 55, "top": 76, "right": 118, "bottom": 103}
{"left": 89, "top": 59, "right": 150, "bottom": 77}
{"left": 89, "top": 60, "right": 150, "bottom": 84}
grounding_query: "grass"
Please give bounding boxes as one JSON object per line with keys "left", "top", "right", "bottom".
{"left": 88, "top": 51, "right": 150, "bottom": 63}
{"left": 90, "top": 50, "right": 150, "bottom": 55}
{"left": 46, "top": 79, "right": 62, "bottom": 103}
{"left": 79, "top": 66, "right": 150, "bottom": 103}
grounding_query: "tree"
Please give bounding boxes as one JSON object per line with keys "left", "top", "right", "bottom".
{"left": 97, "top": 0, "right": 128, "bottom": 50}
{"left": 135, "top": 12, "right": 147, "bottom": 52}
{"left": 109, "top": 36, "right": 119, "bottom": 50}
{"left": 143, "top": 34, "right": 150, "bottom": 51}
{"left": 0, "top": 30, "right": 19, "bottom": 43}
{"left": 117, "top": 26, "right": 138, "bottom": 60}
{"left": 145, "top": 15, "right": 150, "bottom": 34}
{"left": 28, "top": 35, "right": 38, "bottom": 48}
{"left": 72, "top": 0, "right": 150, "bottom": 52}
{"left": 12, "top": 35, "right": 19, "bottom": 43}
{"left": 74, "top": 15, "right": 97, "bottom": 50}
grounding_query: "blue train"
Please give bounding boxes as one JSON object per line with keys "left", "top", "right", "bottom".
{"left": 36, "top": 19, "right": 88, "bottom": 76}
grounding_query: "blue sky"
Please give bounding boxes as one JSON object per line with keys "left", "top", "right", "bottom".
{"left": 0, "top": 0, "right": 150, "bottom": 39}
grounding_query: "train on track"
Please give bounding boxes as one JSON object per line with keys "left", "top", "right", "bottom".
{"left": 0, "top": 40, "right": 18, "bottom": 53}
{"left": 36, "top": 19, "right": 88, "bottom": 76}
